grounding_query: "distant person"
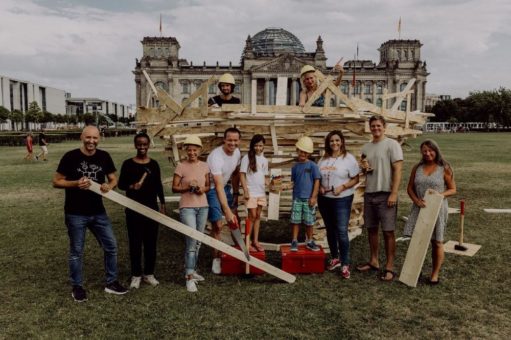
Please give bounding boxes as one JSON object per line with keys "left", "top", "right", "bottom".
{"left": 206, "top": 127, "right": 241, "bottom": 274}
{"left": 298, "top": 60, "right": 344, "bottom": 107}
{"left": 208, "top": 73, "right": 240, "bottom": 107}
{"left": 53, "top": 125, "right": 127, "bottom": 302}
{"left": 317, "top": 130, "right": 359, "bottom": 279}
{"left": 403, "top": 140, "right": 456, "bottom": 284}
{"left": 357, "top": 115, "right": 403, "bottom": 282}
{"left": 288, "top": 136, "right": 321, "bottom": 252}
{"left": 240, "top": 134, "right": 269, "bottom": 252}
{"left": 24, "top": 132, "right": 34, "bottom": 160}
{"left": 118, "top": 132, "right": 165, "bottom": 289}
{"left": 172, "top": 135, "right": 210, "bottom": 292}
{"left": 36, "top": 129, "right": 48, "bottom": 161}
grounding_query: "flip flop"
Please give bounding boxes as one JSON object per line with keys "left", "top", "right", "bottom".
{"left": 253, "top": 243, "right": 265, "bottom": 252}
{"left": 427, "top": 278, "right": 440, "bottom": 285}
{"left": 380, "top": 269, "right": 397, "bottom": 282}
{"left": 356, "top": 262, "right": 379, "bottom": 272}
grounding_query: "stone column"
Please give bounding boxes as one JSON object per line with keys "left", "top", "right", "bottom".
{"left": 264, "top": 78, "right": 270, "bottom": 105}
{"left": 291, "top": 78, "right": 298, "bottom": 106}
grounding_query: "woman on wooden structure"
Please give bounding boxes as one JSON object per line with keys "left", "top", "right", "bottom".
{"left": 118, "top": 132, "right": 166, "bottom": 289}
{"left": 240, "top": 134, "right": 269, "bottom": 252}
{"left": 172, "top": 135, "right": 210, "bottom": 293}
{"left": 317, "top": 130, "right": 360, "bottom": 279}
{"left": 403, "top": 139, "right": 456, "bottom": 284}
{"left": 298, "top": 61, "right": 344, "bottom": 107}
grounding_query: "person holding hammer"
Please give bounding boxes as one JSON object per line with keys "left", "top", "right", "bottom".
{"left": 118, "top": 132, "right": 166, "bottom": 289}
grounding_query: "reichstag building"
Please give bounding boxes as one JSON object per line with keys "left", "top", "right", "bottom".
{"left": 133, "top": 27, "right": 428, "bottom": 111}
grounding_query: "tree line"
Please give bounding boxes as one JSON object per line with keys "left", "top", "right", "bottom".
{"left": 429, "top": 88, "right": 511, "bottom": 127}
{"left": 0, "top": 102, "right": 134, "bottom": 131}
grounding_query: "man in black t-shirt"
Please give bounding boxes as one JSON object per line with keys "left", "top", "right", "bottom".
{"left": 53, "top": 125, "right": 127, "bottom": 302}
{"left": 36, "top": 129, "right": 48, "bottom": 161}
{"left": 208, "top": 72, "right": 241, "bottom": 107}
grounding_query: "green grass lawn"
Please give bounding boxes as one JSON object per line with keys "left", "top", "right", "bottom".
{"left": 1, "top": 133, "right": 510, "bottom": 339}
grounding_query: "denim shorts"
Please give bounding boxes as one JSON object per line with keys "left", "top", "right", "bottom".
{"left": 290, "top": 198, "right": 317, "bottom": 226}
{"left": 206, "top": 185, "right": 233, "bottom": 223}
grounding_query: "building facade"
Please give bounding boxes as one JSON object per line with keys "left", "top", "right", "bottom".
{"left": 0, "top": 75, "right": 67, "bottom": 114}
{"left": 66, "top": 97, "right": 127, "bottom": 117}
{"left": 134, "top": 28, "right": 429, "bottom": 111}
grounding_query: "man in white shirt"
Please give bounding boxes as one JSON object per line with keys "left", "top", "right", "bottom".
{"left": 206, "top": 127, "right": 242, "bottom": 273}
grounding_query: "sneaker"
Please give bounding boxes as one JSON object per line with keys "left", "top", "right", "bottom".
{"left": 186, "top": 279, "right": 198, "bottom": 293}
{"left": 104, "top": 280, "right": 128, "bottom": 295}
{"left": 327, "top": 258, "right": 341, "bottom": 271}
{"left": 396, "top": 236, "right": 411, "bottom": 242}
{"left": 306, "top": 240, "right": 320, "bottom": 251}
{"left": 192, "top": 271, "right": 205, "bottom": 282}
{"left": 35, "top": 155, "right": 39, "bottom": 160}
{"left": 341, "top": 265, "right": 351, "bottom": 279}
{"left": 212, "top": 258, "right": 221, "bottom": 274}
{"left": 72, "top": 285, "right": 87, "bottom": 302}
{"left": 130, "top": 276, "right": 141, "bottom": 289}
{"left": 143, "top": 274, "right": 159, "bottom": 287}
{"left": 290, "top": 240, "right": 298, "bottom": 252}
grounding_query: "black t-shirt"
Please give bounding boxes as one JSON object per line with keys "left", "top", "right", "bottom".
{"left": 208, "top": 95, "right": 240, "bottom": 106}
{"left": 39, "top": 133, "right": 46, "bottom": 146}
{"left": 56, "top": 148, "right": 116, "bottom": 215}
{"left": 118, "top": 158, "right": 164, "bottom": 210}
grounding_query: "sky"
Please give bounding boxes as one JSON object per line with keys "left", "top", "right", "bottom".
{"left": 1, "top": 0, "right": 510, "bottom": 107}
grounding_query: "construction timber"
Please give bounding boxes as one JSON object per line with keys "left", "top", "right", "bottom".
{"left": 136, "top": 70, "right": 432, "bottom": 251}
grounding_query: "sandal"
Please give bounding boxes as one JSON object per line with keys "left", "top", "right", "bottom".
{"left": 380, "top": 269, "right": 397, "bottom": 282}
{"left": 356, "top": 262, "right": 380, "bottom": 272}
{"left": 253, "top": 243, "right": 265, "bottom": 252}
{"left": 427, "top": 278, "right": 440, "bottom": 285}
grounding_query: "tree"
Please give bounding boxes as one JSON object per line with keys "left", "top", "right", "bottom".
{"left": 9, "top": 110, "right": 24, "bottom": 131}
{"left": 431, "top": 99, "right": 459, "bottom": 122}
{"left": 0, "top": 106, "right": 9, "bottom": 123}
{"left": 25, "top": 101, "right": 43, "bottom": 128}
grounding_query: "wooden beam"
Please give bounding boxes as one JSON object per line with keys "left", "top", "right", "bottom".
{"left": 483, "top": 209, "right": 511, "bottom": 213}
{"left": 399, "top": 189, "right": 444, "bottom": 287}
{"left": 88, "top": 182, "right": 296, "bottom": 284}
{"left": 181, "top": 76, "right": 216, "bottom": 114}
{"left": 390, "top": 79, "right": 416, "bottom": 113}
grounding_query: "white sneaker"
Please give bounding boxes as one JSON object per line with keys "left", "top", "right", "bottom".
{"left": 192, "top": 271, "right": 205, "bottom": 281}
{"left": 130, "top": 276, "right": 141, "bottom": 289}
{"left": 186, "top": 279, "right": 198, "bottom": 293}
{"left": 143, "top": 274, "right": 159, "bottom": 287}
{"left": 212, "top": 258, "right": 221, "bottom": 274}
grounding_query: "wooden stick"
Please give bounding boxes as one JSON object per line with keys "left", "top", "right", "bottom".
{"left": 88, "top": 182, "right": 295, "bottom": 283}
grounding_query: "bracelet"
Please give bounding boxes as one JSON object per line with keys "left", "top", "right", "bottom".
{"left": 233, "top": 192, "right": 240, "bottom": 196}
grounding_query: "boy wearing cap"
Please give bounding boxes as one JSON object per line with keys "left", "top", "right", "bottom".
{"left": 288, "top": 136, "right": 321, "bottom": 251}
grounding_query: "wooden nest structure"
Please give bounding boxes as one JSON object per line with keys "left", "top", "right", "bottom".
{"left": 136, "top": 70, "right": 432, "bottom": 251}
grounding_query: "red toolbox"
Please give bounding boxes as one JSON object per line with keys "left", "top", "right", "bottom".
{"left": 220, "top": 247, "right": 266, "bottom": 275}
{"left": 281, "top": 244, "right": 325, "bottom": 274}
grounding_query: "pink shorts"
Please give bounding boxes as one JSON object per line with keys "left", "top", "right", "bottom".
{"left": 246, "top": 196, "right": 267, "bottom": 209}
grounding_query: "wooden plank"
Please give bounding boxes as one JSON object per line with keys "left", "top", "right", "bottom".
{"left": 399, "top": 189, "right": 444, "bottom": 287}
{"left": 181, "top": 76, "right": 215, "bottom": 113}
{"left": 268, "top": 168, "right": 282, "bottom": 220}
{"left": 483, "top": 209, "right": 511, "bottom": 213}
{"left": 390, "top": 79, "right": 415, "bottom": 113}
{"left": 303, "top": 75, "right": 333, "bottom": 111}
{"left": 88, "top": 182, "right": 296, "bottom": 284}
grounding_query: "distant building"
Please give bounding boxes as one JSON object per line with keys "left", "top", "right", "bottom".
{"left": 66, "top": 97, "right": 127, "bottom": 118}
{"left": 425, "top": 94, "right": 452, "bottom": 110}
{"left": 134, "top": 27, "right": 429, "bottom": 111}
{"left": 0, "top": 74, "right": 66, "bottom": 114}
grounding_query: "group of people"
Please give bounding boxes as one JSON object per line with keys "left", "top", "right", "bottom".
{"left": 52, "top": 69, "right": 456, "bottom": 303}
{"left": 24, "top": 130, "right": 48, "bottom": 161}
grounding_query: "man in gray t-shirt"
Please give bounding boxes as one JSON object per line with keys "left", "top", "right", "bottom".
{"left": 357, "top": 115, "right": 403, "bottom": 282}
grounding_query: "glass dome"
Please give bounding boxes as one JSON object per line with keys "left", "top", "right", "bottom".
{"left": 251, "top": 28, "right": 305, "bottom": 55}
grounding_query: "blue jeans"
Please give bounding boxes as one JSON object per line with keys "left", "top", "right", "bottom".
{"left": 318, "top": 195, "right": 354, "bottom": 265}
{"left": 65, "top": 213, "right": 118, "bottom": 286}
{"left": 180, "top": 207, "right": 209, "bottom": 275}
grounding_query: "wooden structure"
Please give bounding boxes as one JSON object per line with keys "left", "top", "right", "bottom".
{"left": 136, "top": 70, "right": 432, "bottom": 250}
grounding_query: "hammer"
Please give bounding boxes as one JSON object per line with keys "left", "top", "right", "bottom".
{"left": 454, "top": 199, "right": 468, "bottom": 251}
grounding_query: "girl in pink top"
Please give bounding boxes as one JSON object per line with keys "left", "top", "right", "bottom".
{"left": 172, "top": 135, "right": 210, "bottom": 292}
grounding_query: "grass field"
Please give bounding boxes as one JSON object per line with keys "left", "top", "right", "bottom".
{"left": 1, "top": 133, "right": 510, "bottom": 339}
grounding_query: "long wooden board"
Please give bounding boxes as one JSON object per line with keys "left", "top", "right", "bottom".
{"left": 88, "top": 182, "right": 295, "bottom": 284}
{"left": 399, "top": 189, "right": 444, "bottom": 287}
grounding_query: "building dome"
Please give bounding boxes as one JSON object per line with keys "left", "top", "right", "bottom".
{"left": 251, "top": 28, "right": 305, "bottom": 55}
